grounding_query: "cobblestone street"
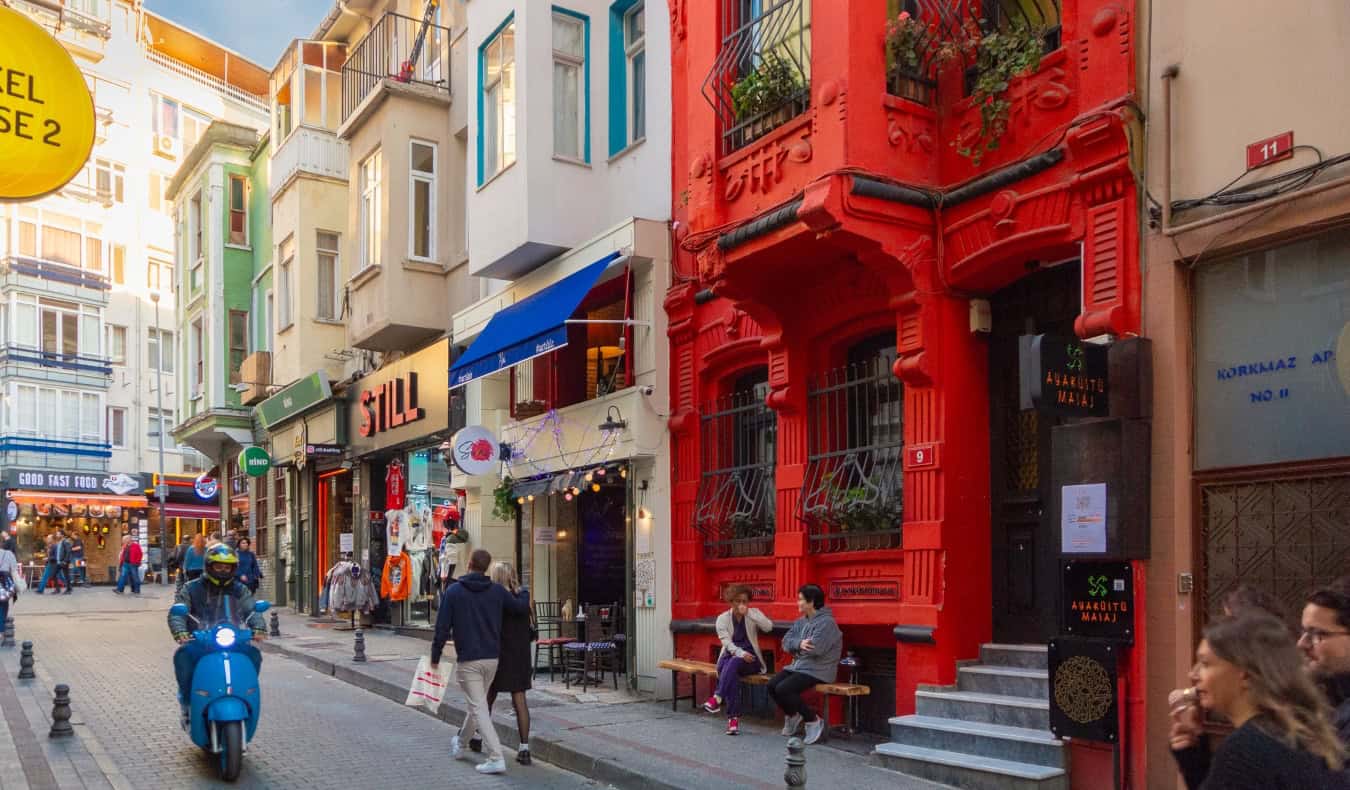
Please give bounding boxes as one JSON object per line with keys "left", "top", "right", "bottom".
{"left": 1, "top": 586, "right": 605, "bottom": 789}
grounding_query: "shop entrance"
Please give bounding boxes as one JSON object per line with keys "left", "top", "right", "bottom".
{"left": 576, "top": 487, "right": 626, "bottom": 607}
{"left": 988, "top": 263, "right": 1080, "bottom": 644}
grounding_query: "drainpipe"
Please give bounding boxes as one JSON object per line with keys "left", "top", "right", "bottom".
{"left": 1160, "top": 65, "right": 1178, "bottom": 233}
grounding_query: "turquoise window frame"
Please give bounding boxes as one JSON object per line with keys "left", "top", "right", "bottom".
{"left": 552, "top": 6, "right": 591, "bottom": 163}
{"left": 477, "top": 12, "right": 516, "bottom": 186}
{"left": 607, "top": 0, "right": 642, "bottom": 157}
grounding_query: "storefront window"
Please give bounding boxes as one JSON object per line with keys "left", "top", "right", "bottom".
{"left": 1194, "top": 228, "right": 1350, "bottom": 469}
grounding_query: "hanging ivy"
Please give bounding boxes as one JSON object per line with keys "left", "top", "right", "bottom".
{"left": 491, "top": 476, "right": 517, "bottom": 522}
{"left": 957, "top": 20, "right": 1046, "bottom": 164}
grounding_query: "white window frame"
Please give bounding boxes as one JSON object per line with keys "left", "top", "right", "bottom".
{"left": 107, "top": 405, "right": 126, "bottom": 448}
{"left": 624, "top": 3, "right": 646, "bottom": 144}
{"left": 359, "top": 150, "right": 382, "bottom": 271}
{"left": 190, "top": 316, "right": 204, "bottom": 397}
{"left": 408, "top": 140, "right": 437, "bottom": 262}
{"left": 106, "top": 324, "right": 126, "bottom": 364}
{"left": 316, "top": 231, "right": 340, "bottom": 320}
{"left": 227, "top": 174, "right": 248, "bottom": 247}
{"left": 147, "top": 257, "right": 171, "bottom": 293}
{"left": 147, "top": 328, "right": 173, "bottom": 373}
{"left": 482, "top": 22, "right": 516, "bottom": 182}
{"left": 189, "top": 191, "right": 204, "bottom": 293}
{"left": 278, "top": 237, "right": 295, "bottom": 329}
{"left": 552, "top": 13, "right": 586, "bottom": 161}
{"left": 9, "top": 383, "right": 102, "bottom": 443}
{"left": 264, "top": 289, "right": 275, "bottom": 349}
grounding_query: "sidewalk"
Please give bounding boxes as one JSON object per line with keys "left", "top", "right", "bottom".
{"left": 258, "top": 609, "right": 950, "bottom": 790}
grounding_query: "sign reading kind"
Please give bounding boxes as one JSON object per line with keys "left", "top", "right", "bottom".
{"left": 358, "top": 372, "right": 426, "bottom": 437}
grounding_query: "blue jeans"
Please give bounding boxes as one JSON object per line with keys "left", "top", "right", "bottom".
{"left": 37, "top": 563, "right": 68, "bottom": 592}
{"left": 115, "top": 563, "right": 140, "bottom": 593}
{"left": 173, "top": 641, "right": 262, "bottom": 703}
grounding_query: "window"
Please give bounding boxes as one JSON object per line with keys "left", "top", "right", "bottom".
{"left": 278, "top": 237, "right": 295, "bottom": 327}
{"left": 152, "top": 95, "right": 179, "bottom": 139}
{"left": 188, "top": 191, "right": 203, "bottom": 291}
{"left": 37, "top": 298, "right": 92, "bottom": 358}
{"left": 228, "top": 311, "right": 247, "bottom": 385}
{"left": 183, "top": 110, "right": 210, "bottom": 151}
{"left": 10, "top": 385, "right": 100, "bottom": 443}
{"left": 624, "top": 3, "right": 646, "bottom": 143}
{"left": 552, "top": 12, "right": 588, "bottom": 161}
{"left": 147, "top": 258, "right": 170, "bottom": 292}
{"left": 316, "top": 232, "right": 339, "bottom": 320}
{"left": 42, "top": 225, "right": 80, "bottom": 267}
{"left": 148, "top": 172, "right": 165, "bottom": 213}
{"left": 80, "top": 393, "right": 100, "bottom": 444}
{"left": 147, "top": 328, "right": 174, "bottom": 373}
{"left": 264, "top": 290, "right": 275, "bottom": 349}
{"left": 111, "top": 244, "right": 125, "bottom": 284}
{"left": 695, "top": 369, "right": 777, "bottom": 558}
{"left": 153, "top": 96, "right": 208, "bottom": 148}
{"left": 107, "top": 406, "right": 126, "bottom": 448}
{"left": 147, "top": 407, "right": 174, "bottom": 439}
{"left": 190, "top": 317, "right": 204, "bottom": 396}
{"left": 273, "top": 467, "right": 287, "bottom": 520}
{"left": 409, "top": 142, "right": 436, "bottom": 260}
{"left": 106, "top": 324, "right": 126, "bottom": 364}
{"left": 228, "top": 175, "right": 248, "bottom": 246}
{"left": 479, "top": 19, "right": 517, "bottom": 183}
{"left": 84, "top": 234, "right": 104, "bottom": 274}
{"left": 359, "top": 151, "right": 381, "bottom": 270}
{"left": 93, "top": 159, "right": 125, "bottom": 203}
{"left": 608, "top": 1, "right": 645, "bottom": 155}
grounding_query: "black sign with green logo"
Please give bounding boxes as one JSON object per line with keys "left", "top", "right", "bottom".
{"left": 1019, "top": 334, "right": 1110, "bottom": 417}
{"left": 1061, "top": 560, "right": 1133, "bottom": 644}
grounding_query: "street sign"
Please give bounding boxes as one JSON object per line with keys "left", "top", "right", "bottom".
{"left": 239, "top": 446, "right": 272, "bottom": 477}
{"left": 0, "top": 7, "right": 97, "bottom": 199}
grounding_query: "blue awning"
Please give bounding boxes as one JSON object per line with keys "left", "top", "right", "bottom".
{"left": 450, "top": 251, "right": 623, "bottom": 389}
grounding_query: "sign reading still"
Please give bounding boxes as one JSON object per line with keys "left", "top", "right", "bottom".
{"left": 1019, "top": 334, "right": 1109, "bottom": 417}
{"left": 1062, "top": 560, "right": 1133, "bottom": 644}
{"left": 449, "top": 426, "right": 500, "bottom": 476}
{"left": 358, "top": 372, "right": 425, "bottom": 437}
{"left": 0, "top": 7, "right": 97, "bottom": 199}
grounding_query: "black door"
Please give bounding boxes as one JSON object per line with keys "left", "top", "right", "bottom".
{"left": 989, "top": 264, "right": 1080, "bottom": 644}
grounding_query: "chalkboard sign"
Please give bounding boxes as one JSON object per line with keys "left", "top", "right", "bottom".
{"left": 1061, "top": 560, "right": 1133, "bottom": 644}
{"left": 1049, "top": 637, "right": 1119, "bottom": 742}
{"left": 1019, "top": 334, "right": 1109, "bottom": 417}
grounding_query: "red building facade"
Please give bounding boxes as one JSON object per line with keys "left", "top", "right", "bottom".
{"left": 667, "top": 0, "right": 1143, "bottom": 785}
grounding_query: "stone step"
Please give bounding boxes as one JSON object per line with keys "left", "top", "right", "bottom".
{"left": 958, "top": 665, "right": 1049, "bottom": 698}
{"left": 888, "top": 715, "right": 1065, "bottom": 768}
{"left": 915, "top": 689, "right": 1050, "bottom": 730}
{"left": 873, "top": 742, "right": 1067, "bottom": 790}
{"left": 980, "top": 643, "right": 1049, "bottom": 670}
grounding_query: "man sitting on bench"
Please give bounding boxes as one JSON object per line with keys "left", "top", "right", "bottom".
{"left": 768, "top": 583, "right": 842, "bottom": 745}
{"left": 704, "top": 584, "right": 773, "bottom": 735}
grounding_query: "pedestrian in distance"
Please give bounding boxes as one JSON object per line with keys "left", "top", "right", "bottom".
{"left": 36, "top": 533, "right": 70, "bottom": 594}
{"left": 183, "top": 534, "right": 207, "bottom": 582}
{"left": 1169, "top": 612, "right": 1349, "bottom": 790}
{"left": 236, "top": 536, "right": 262, "bottom": 594}
{"left": 430, "top": 548, "right": 531, "bottom": 775}
{"left": 768, "top": 583, "right": 842, "bottom": 745}
{"left": 225, "top": 529, "right": 239, "bottom": 550}
{"left": 68, "top": 533, "right": 86, "bottom": 587}
{"left": 1300, "top": 576, "right": 1350, "bottom": 745}
{"left": 1222, "top": 584, "right": 1291, "bottom": 625}
{"left": 705, "top": 584, "right": 772, "bottom": 735}
{"left": 113, "top": 535, "right": 143, "bottom": 595}
{"left": 172, "top": 535, "right": 190, "bottom": 586}
{"left": 1, "top": 529, "right": 15, "bottom": 554}
{"left": 486, "top": 561, "right": 534, "bottom": 765}
{"left": 0, "top": 539, "right": 20, "bottom": 635}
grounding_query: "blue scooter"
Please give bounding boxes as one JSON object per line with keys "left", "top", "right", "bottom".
{"left": 169, "top": 600, "right": 269, "bottom": 782}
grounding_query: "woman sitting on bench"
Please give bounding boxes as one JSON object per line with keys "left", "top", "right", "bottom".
{"left": 704, "top": 585, "right": 773, "bottom": 735}
{"left": 768, "top": 583, "right": 842, "bottom": 745}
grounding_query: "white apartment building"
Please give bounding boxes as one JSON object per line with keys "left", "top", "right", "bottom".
{"left": 0, "top": 0, "right": 267, "bottom": 571}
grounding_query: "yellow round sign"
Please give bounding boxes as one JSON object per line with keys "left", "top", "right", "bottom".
{"left": 0, "top": 6, "right": 96, "bottom": 200}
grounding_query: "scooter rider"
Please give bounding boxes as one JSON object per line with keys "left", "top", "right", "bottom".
{"left": 167, "top": 544, "right": 266, "bottom": 712}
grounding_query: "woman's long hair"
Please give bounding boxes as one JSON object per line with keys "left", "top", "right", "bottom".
{"left": 1204, "top": 613, "right": 1346, "bottom": 770}
{"left": 489, "top": 561, "right": 518, "bottom": 593}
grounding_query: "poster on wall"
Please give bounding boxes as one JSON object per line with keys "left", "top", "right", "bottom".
{"left": 534, "top": 525, "right": 557, "bottom": 544}
{"left": 1049, "top": 637, "right": 1120, "bottom": 742}
{"left": 1060, "top": 483, "right": 1107, "bottom": 554}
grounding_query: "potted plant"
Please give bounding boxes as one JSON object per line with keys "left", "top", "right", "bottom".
{"left": 957, "top": 19, "right": 1046, "bottom": 164}
{"left": 884, "top": 10, "right": 933, "bottom": 103}
{"left": 834, "top": 487, "right": 902, "bottom": 551}
{"left": 731, "top": 53, "right": 805, "bottom": 138}
{"left": 727, "top": 513, "right": 772, "bottom": 557}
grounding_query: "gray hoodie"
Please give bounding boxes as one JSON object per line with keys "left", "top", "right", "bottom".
{"left": 781, "top": 606, "right": 843, "bottom": 682}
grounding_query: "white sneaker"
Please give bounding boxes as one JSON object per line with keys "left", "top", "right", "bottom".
{"left": 450, "top": 735, "right": 468, "bottom": 761}
{"left": 803, "top": 717, "right": 825, "bottom": 745}
{"left": 780, "top": 713, "right": 802, "bottom": 736}
{"left": 475, "top": 757, "right": 507, "bottom": 774}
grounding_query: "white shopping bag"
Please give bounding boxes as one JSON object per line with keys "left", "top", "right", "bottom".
{"left": 404, "top": 657, "right": 452, "bottom": 711}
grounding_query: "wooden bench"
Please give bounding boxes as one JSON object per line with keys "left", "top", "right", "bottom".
{"left": 658, "top": 658, "right": 773, "bottom": 711}
{"left": 813, "top": 682, "right": 870, "bottom": 743}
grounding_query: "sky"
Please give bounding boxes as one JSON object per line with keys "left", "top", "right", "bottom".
{"left": 143, "top": 0, "right": 335, "bottom": 67}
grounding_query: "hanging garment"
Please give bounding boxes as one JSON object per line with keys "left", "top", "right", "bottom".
{"left": 325, "top": 561, "right": 381, "bottom": 613}
{"left": 382, "top": 553, "right": 412, "bottom": 602}
{"left": 405, "top": 505, "right": 434, "bottom": 552}
{"left": 385, "top": 509, "right": 407, "bottom": 556}
{"left": 386, "top": 460, "right": 406, "bottom": 511}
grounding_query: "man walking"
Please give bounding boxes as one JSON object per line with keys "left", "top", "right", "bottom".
{"left": 114, "top": 536, "right": 143, "bottom": 595}
{"left": 36, "top": 532, "right": 70, "bottom": 594}
{"left": 1301, "top": 576, "right": 1350, "bottom": 745}
{"left": 430, "top": 549, "right": 530, "bottom": 775}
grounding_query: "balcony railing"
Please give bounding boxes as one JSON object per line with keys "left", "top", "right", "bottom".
{"left": 1, "top": 255, "right": 110, "bottom": 295}
{"left": 695, "top": 387, "right": 777, "bottom": 560}
{"left": 702, "top": 0, "right": 811, "bottom": 155}
{"left": 60, "top": 181, "right": 114, "bottom": 207}
{"left": 270, "top": 126, "right": 350, "bottom": 193}
{"left": 0, "top": 344, "right": 112, "bottom": 378}
{"left": 12, "top": 0, "right": 111, "bottom": 39}
{"left": 799, "top": 355, "right": 904, "bottom": 554}
{"left": 146, "top": 49, "right": 268, "bottom": 115}
{"left": 342, "top": 11, "right": 452, "bottom": 124}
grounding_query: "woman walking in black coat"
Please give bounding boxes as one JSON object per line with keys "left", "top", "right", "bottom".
{"left": 486, "top": 561, "right": 534, "bottom": 765}
{"left": 1170, "top": 612, "right": 1349, "bottom": 789}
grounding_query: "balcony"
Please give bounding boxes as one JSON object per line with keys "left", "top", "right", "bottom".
{"left": 341, "top": 11, "right": 451, "bottom": 126}
{"left": 12, "top": 0, "right": 111, "bottom": 60}
{"left": 0, "top": 344, "right": 112, "bottom": 388}
{"left": 59, "top": 181, "right": 114, "bottom": 207}
{"left": 270, "top": 126, "right": 350, "bottom": 194}
{"left": 145, "top": 49, "right": 267, "bottom": 116}
{"left": 0, "top": 256, "right": 110, "bottom": 304}
{"left": 702, "top": 0, "right": 811, "bottom": 156}
{"left": 0, "top": 437, "right": 110, "bottom": 471}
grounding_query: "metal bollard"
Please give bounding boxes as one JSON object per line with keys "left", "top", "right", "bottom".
{"left": 353, "top": 629, "right": 367, "bottom": 663}
{"left": 18, "top": 641, "right": 35, "bottom": 679}
{"left": 2, "top": 616, "right": 14, "bottom": 647}
{"left": 784, "top": 736, "right": 806, "bottom": 788}
{"left": 49, "top": 685, "right": 73, "bottom": 738}
{"left": 269, "top": 610, "right": 281, "bottom": 638}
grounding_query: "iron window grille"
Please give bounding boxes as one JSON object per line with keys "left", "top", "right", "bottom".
{"left": 695, "top": 379, "right": 777, "bottom": 560}
{"left": 799, "top": 351, "right": 904, "bottom": 554}
{"left": 342, "top": 11, "right": 452, "bottom": 123}
{"left": 702, "top": 0, "right": 811, "bottom": 156}
{"left": 912, "top": 0, "right": 1060, "bottom": 96}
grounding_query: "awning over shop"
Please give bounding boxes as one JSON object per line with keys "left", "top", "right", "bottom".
{"left": 450, "top": 251, "right": 623, "bottom": 389}
{"left": 154, "top": 504, "right": 220, "bottom": 520}
{"left": 8, "top": 492, "right": 148, "bottom": 507}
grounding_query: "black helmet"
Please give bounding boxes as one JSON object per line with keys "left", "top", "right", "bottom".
{"left": 203, "top": 543, "right": 239, "bottom": 586}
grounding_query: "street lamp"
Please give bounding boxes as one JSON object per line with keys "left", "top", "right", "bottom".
{"left": 150, "top": 291, "right": 168, "bottom": 585}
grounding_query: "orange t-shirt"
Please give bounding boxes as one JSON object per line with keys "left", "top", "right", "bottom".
{"left": 381, "top": 553, "right": 411, "bottom": 601}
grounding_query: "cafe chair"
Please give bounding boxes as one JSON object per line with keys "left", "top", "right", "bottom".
{"left": 533, "top": 600, "right": 572, "bottom": 681}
